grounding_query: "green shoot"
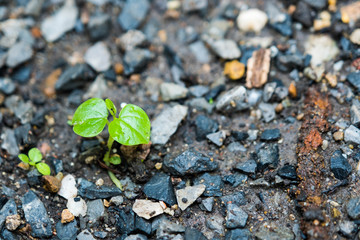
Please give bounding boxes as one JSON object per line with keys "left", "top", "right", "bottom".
{"left": 18, "top": 148, "right": 51, "bottom": 175}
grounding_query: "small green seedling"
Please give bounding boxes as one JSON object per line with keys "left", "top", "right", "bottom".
{"left": 71, "top": 98, "right": 151, "bottom": 190}
{"left": 18, "top": 148, "right": 51, "bottom": 175}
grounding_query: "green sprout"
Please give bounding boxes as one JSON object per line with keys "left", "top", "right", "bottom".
{"left": 71, "top": 98, "right": 151, "bottom": 190}
{"left": 18, "top": 148, "right": 51, "bottom": 175}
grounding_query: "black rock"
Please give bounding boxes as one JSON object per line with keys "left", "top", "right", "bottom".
{"left": 330, "top": 150, "right": 352, "bottom": 180}
{"left": 277, "top": 165, "right": 297, "bottom": 180}
{"left": 11, "top": 65, "right": 32, "bottom": 84}
{"left": 184, "top": 228, "right": 207, "bottom": 240}
{"left": 194, "top": 173, "right": 223, "bottom": 197}
{"left": 195, "top": 115, "right": 219, "bottom": 141}
{"left": 14, "top": 123, "right": 36, "bottom": 148}
{"left": 0, "top": 229, "right": 19, "bottom": 240}
{"left": 87, "top": 13, "right": 111, "bottom": 41}
{"left": 103, "top": 68, "right": 117, "bottom": 82}
{"left": 260, "top": 129, "right": 281, "bottom": 141}
{"left": 256, "top": 144, "right": 279, "bottom": 171}
{"left": 220, "top": 192, "right": 246, "bottom": 208}
{"left": 303, "top": 208, "right": 325, "bottom": 221}
{"left": 49, "top": 157, "right": 63, "bottom": 174}
{"left": 223, "top": 173, "right": 247, "bottom": 187}
{"left": 276, "top": 54, "right": 304, "bottom": 72}
{"left": 235, "top": 160, "right": 257, "bottom": 175}
{"left": 123, "top": 49, "right": 155, "bottom": 75}
{"left": 293, "top": 1, "right": 313, "bottom": 28}
{"left": 347, "top": 72, "right": 360, "bottom": 92}
{"left": 0, "top": 199, "right": 16, "bottom": 229}
{"left": 222, "top": 4, "right": 239, "bottom": 20}
{"left": 0, "top": 77, "right": 16, "bottom": 95}
{"left": 204, "top": 84, "right": 225, "bottom": 101}
{"left": 232, "top": 131, "right": 249, "bottom": 141}
{"left": 115, "top": 208, "right": 135, "bottom": 236}
{"left": 346, "top": 197, "right": 360, "bottom": 219}
{"left": 352, "top": 151, "right": 360, "bottom": 162}
{"left": 118, "top": 0, "right": 150, "bottom": 31}
{"left": 55, "top": 220, "right": 78, "bottom": 240}
{"left": 225, "top": 204, "right": 248, "bottom": 229}
{"left": 199, "top": 197, "right": 214, "bottom": 212}
{"left": 78, "top": 178, "right": 122, "bottom": 199}
{"left": 240, "top": 46, "right": 260, "bottom": 66}
{"left": 21, "top": 191, "right": 52, "bottom": 238}
{"left": 80, "top": 139, "right": 101, "bottom": 152}
{"left": 163, "top": 149, "right": 218, "bottom": 176}
{"left": 271, "top": 15, "right": 292, "bottom": 37}
{"left": 143, "top": 173, "right": 177, "bottom": 206}
{"left": 225, "top": 228, "right": 251, "bottom": 240}
{"left": 94, "top": 231, "right": 107, "bottom": 239}
{"left": 303, "top": 0, "right": 327, "bottom": 9}
{"left": 55, "top": 64, "right": 95, "bottom": 92}
{"left": 26, "top": 169, "right": 42, "bottom": 186}
{"left": 135, "top": 214, "right": 152, "bottom": 235}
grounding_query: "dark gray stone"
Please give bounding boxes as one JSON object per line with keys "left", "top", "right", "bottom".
{"left": 277, "top": 165, "right": 297, "bottom": 180}
{"left": 199, "top": 197, "right": 214, "bottom": 212}
{"left": 194, "top": 173, "right": 223, "bottom": 197}
{"left": 303, "top": 0, "right": 327, "bottom": 9}
{"left": 225, "top": 228, "right": 251, "bottom": 240}
{"left": 22, "top": 191, "right": 52, "bottom": 238}
{"left": 78, "top": 178, "right": 122, "bottom": 200}
{"left": 0, "top": 199, "right": 17, "bottom": 229}
{"left": 123, "top": 48, "right": 155, "bottom": 75}
{"left": 195, "top": 115, "right": 219, "bottom": 141}
{"left": 225, "top": 204, "right": 248, "bottom": 229}
{"left": 223, "top": 173, "right": 247, "bottom": 187}
{"left": 163, "top": 149, "right": 218, "bottom": 176}
{"left": 256, "top": 144, "right": 279, "bottom": 171}
{"left": 118, "top": 0, "right": 150, "bottom": 31}
{"left": 183, "top": 0, "right": 208, "bottom": 13}
{"left": 260, "top": 129, "right": 281, "bottom": 141}
{"left": 94, "top": 231, "right": 107, "bottom": 239}
{"left": 184, "top": 228, "right": 207, "bottom": 240}
{"left": 0, "top": 229, "right": 19, "bottom": 240}
{"left": 0, "top": 77, "right": 16, "bottom": 95}
{"left": 347, "top": 72, "right": 360, "bottom": 92}
{"left": 55, "top": 64, "right": 95, "bottom": 92}
{"left": 271, "top": 15, "right": 292, "bottom": 37}
{"left": 235, "top": 160, "right": 257, "bottom": 175}
{"left": 87, "top": 199, "right": 105, "bottom": 223}
{"left": 232, "top": 131, "right": 249, "bottom": 141}
{"left": 143, "top": 173, "right": 176, "bottom": 206}
{"left": 6, "top": 41, "right": 33, "bottom": 68}
{"left": 220, "top": 192, "right": 246, "bottom": 208}
{"left": 87, "top": 13, "right": 111, "bottom": 41}
{"left": 55, "top": 220, "right": 78, "bottom": 240}
{"left": 330, "top": 150, "right": 352, "bottom": 180}
{"left": 293, "top": 1, "right": 312, "bottom": 28}
{"left": 49, "top": 157, "right": 63, "bottom": 174}
{"left": 346, "top": 197, "right": 360, "bottom": 219}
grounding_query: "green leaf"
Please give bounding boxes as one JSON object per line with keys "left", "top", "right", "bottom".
{"left": 109, "top": 104, "right": 151, "bottom": 146}
{"left": 18, "top": 154, "right": 29, "bottom": 163}
{"left": 72, "top": 98, "right": 108, "bottom": 137}
{"left": 29, "top": 148, "right": 42, "bottom": 163}
{"left": 109, "top": 154, "right": 121, "bottom": 165}
{"left": 36, "top": 163, "right": 51, "bottom": 175}
{"left": 105, "top": 99, "right": 117, "bottom": 118}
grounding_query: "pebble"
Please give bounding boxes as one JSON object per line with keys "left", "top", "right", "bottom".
{"left": 123, "top": 48, "right": 155, "bottom": 75}
{"left": 175, "top": 184, "right": 205, "bottom": 210}
{"left": 0, "top": 199, "right": 17, "bottom": 229}
{"left": 215, "top": 86, "right": 248, "bottom": 112}
{"left": 58, "top": 174, "right": 78, "bottom": 200}
{"left": 199, "top": 197, "right": 214, "bottom": 212}
{"left": 339, "top": 220, "right": 356, "bottom": 238}
{"left": 194, "top": 173, "right": 223, "bottom": 197}
{"left": 225, "top": 228, "right": 251, "bottom": 240}
{"left": 110, "top": 196, "right": 124, "bottom": 206}
{"left": 277, "top": 165, "right": 297, "bottom": 180}
{"left": 255, "top": 222, "right": 294, "bottom": 240}
{"left": 184, "top": 228, "right": 207, "bottom": 240}
{"left": 56, "top": 219, "right": 78, "bottom": 240}
{"left": 204, "top": 84, "right": 225, "bottom": 102}
{"left": 235, "top": 160, "right": 257, "bottom": 175}
{"left": 1, "top": 128, "right": 19, "bottom": 156}
{"left": 344, "top": 125, "right": 360, "bottom": 144}
{"left": 118, "top": 0, "right": 150, "bottom": 31}
{"left": 87, "top": 199, "right": 105, "bottom": 223}
{"left": 55, "top": 64, "right": 95, "bottom": 92}
{"left": 350, "top": 29, "right": 360, "bottom": 45}
{"left": 84, "top": 42, "right": 111, "bottom": 72}
{"left": 225, "top": 204, "right": 248, "bottom": 229}
{"left": 333, "top": 131, "right": 344, "bottom": 141}
{"left": 125, "top": 234, "right": 148, "bottom": 240}
{"left": 189, "top": 41, "right": 211, "bottom": 63}
{"left": 330, "top": 150, "right": 352, "bottom": 180}
{"left": 5, "top": 214, "right": 20, "bottom": 231}
{"left": 351, "top": 99, "right": 360, "bottom": 126}
{"left": 206, "top": 130, "right": 227, "bottom": 147}
{"left": 77, "top": 229, "right": 96, "bottom": 240}
{"left": 22, "top": 190, "right": 52, "bottom": 238}
{"left": 41, "top": 0, "right": 78, "bottom": 42}
{"left": 151, "top": 105, "right": 188, "bottom": 145}
{"left": 25, "top": 0, "right": 44, "bottom": 17}
{"left": 258, "top": 102, "right": 276, "bottom": 123}
{"left": 206, "top": 214, "right": 225, "bottom": 235}
{"left": 83, "top": 74, "right": 108, "bottom": 99}
{"left": 156, "top": 218, "right": 185, "bottom": 239}
{"left": 293, "top": 1, "right": 312, "bottom": 28}
{"left": 143, "top": 173, "right": 177, "bottom": 206}
{"left": 237, "top": 9, "right": 268, "bottom": 33}
{"left": 346, "top": 197, "right": 360, "bottom": 219}
{"left": 160, "top": 83, "right": 188, "bottom": 101}
{"left": 118, "top": 30, "right": 147, "bottom": 51}
{"left": 189, "top": 85, "right": 209, "bottom": 98}
{"left": 6, "top": 41, "right": 33, "bottom": 68}
{"left": 260, "top": 129, "right": 281, "bottom": 141}
{"left": 232, "top": 131, "right": 249, "bottom": 141}
{"left": 305, "top": 35, "right": 339, "bottom": 67}
{"left": 224, "top": 60, "right": 245, "bottom": 80}
{"left": 133, "top": 199, "right": 164, "bottom": 220}
{"left": 61, "top": 209, "right": 75, "bottom": 223}
{"left": 42, "top": 175, "right": 61, "bottom": 193}
{"left": 228, "top": 142, "right": 247, "bottom": 153}
{"left": 347, "top": 72, "right": 360, "bottom": 92}
{"left": 67, "top": 197, "right": 87, "bottom": 217}
{"left": 207, "top": 39, "right": 241, "bottom": 59}
{"left": 182, "top": 0, "right": 208, "bottom": 13}
{"left": 187, "top": 98, "right": 214, "bottom": 114}
{"left": 87, "top": 13, "right": 111, "bottom": 41}
{"left": 163, "top": 149, "right": 218, "bottom": 176}
{"left": 195, "top": 115, "right": 219, "bottom": 141}
{"left": 246, "top": 48, "right": 271, "bottom": 89}
{"left": 256, "top": 144, "right": 279, "bottom": 171}
{"left": 78, "top": 178, "right": 122, "bottom": 199}
{"left": 271, "top": 14, "right": 292, "bottom": 37}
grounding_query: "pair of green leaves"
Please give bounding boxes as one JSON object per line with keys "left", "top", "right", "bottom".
{"left": 18, "top": 148, "right": 51, "bottom": 175}
{"left": 71, "top": 98, "right": 151, "bottom": 146}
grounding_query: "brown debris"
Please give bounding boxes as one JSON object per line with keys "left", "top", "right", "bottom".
{"left": 42, "top": 175, "right": 61, "bottom": 193}
{"left": 43, "top": 68, "right": 62, "bottom": 98}
{"left": 288, "top": 82, "right": 297, "bottom": 98}
{"left": 223, "top": 60, "right": 245, "bottom": 80}
{"left": 245, "top": 48, "right": 270, "bottom": 88}
{"left": 61, "top": 209, "right": 74, "bottom": 223}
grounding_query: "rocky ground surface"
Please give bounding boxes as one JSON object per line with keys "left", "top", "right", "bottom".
{"left": 0, "top": 0, "right": 360, "bottom": 239}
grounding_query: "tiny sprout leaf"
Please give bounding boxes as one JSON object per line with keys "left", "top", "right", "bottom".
{"left": 109, "top": 104, "right": 151, "bottom": 146}
{"left": 29, "top": 148, "right": 42, "bottom": 163}
{"left": 36, "top": 163, "right": 51, "bottom": 175}
{"left": 105, "top": 99, "right": 117, "bottom": 118}
{"left": 109, "top": 154, "right": 121, "bottom": 165}
{"left": 72, "top": 98, "right": 108, "bottom": 137}
{"left": 18, "top": 154, "right": 29, "bottom": 163}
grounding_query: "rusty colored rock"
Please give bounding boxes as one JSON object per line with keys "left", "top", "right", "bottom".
{"left": 296, "top": 87, "right": 331, "bottom": 239}
{"left": 43, "top": 68, "right": 62, "bottom": 98}
{"left": 18, "top": 162, "right": 30, "bottom": 170}
{"left": 42, "top": 175, "right": 61, "bottom": 193}
{"left": 352, "top": 58, "right": 360, "bottom": 70}
{"left": 333, "top": 131, "right": 344, "bottom": 141}
{"left": 288, "top": 82, "right": 297, "bottom": 98}
{"left": 114, "top": 63, "right": 124, "bottom": 75}
{"left": 245, "top": 48, "right": 270, "bottom": 88}
{"left": 61, "top": 209, "right": 74, "bottom": 223}
{"left": 340, "top": 1, "right": 360, "bottom": 23}
{"left": 223, "top": 60, "right": 245, "bottom": 80}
